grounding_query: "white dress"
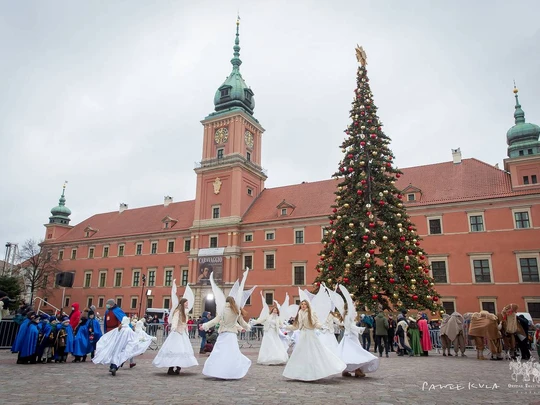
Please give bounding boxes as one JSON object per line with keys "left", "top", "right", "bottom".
{"left": 256, "top": 314, "right": 289, "bottom": 365}
{"left": 93, "top": 318, "right": 144, "bottom": 367}
{"left": 123, "top": 321, "right": 156, "bottom": 361}
{"left": 201, "top": 304, "right": 252, "bottom": 379}
{"left": 317, "top": 314, "right": 340, "bottom": 356}
{"left": 283, "top": 310, "right": 346, "bottom": 381}
{"left": 338, "top": 318, "right": 379, "bottom": 373}
{"left": 152, "top": 310, "right": 198, "bottom": 368}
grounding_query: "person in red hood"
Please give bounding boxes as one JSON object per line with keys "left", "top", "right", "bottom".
{"left": 69, "top": 302, "right": 81, "bottom": 330}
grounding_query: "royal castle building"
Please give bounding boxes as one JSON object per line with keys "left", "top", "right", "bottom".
{"left": 40, "top": 23, "right": 540, "bottom": 321}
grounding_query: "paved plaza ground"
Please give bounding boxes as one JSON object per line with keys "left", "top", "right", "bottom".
{"left": 1, "top": 347, "right": 539, "bottom": 405}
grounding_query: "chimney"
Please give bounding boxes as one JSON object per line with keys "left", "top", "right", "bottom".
{"left": 119, "top": 203, "right": 128, "bottom": 213}
{"left": 494, "top": 163, "right": 499, "bottom": 169}
{"left": 451, "top": 148, "right": 462, "bottom": 164}
{"left": 164, "top": 196, "right": 173, "bottom": 207}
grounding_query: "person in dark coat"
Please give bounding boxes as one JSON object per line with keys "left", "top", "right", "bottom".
{"left": 387, "top": 315, "right": 396, "bottom": 352}
{"left": 198, "top": 311, "right": 210, "bottom": 354}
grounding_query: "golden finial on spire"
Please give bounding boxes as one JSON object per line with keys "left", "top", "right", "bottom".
{"left": 355, "top": 44, "right": 367, "bottom": 66}
{"left": 63, "top": 180, "right": 68, "bottom": 189}
{"left": 513, "top": 79, "right": 518, "bottom": 94}
{"left": 236, "top": 12, "right": 240, "bottom": 25}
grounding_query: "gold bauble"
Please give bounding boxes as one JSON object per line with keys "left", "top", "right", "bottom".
{"left": 360, "top": 161, "right": 365, "bottom": 165}
{"left": 396, "top": 213, "right": 402, "bottom": 218}
{"left": 382, "top": 236, "right": 388, "bottom": 241}
{"left": 418, "top": 266, "right": 423, "bottom": 271}
{"left": 336, "top": 196, "right": 341, "bottom": 200}
{"left": 344, "top": 236, "right": 350, "bottom": 240}
{"left": 393, "top": 293, "right": 399, "bottom": 298}
{"left": 321, "top": 254, "right": 326, "bottom": 258}
{"left": 391, "top": 181, "right": 396, "bottom": 185}
{"left": 348, "top": 251, "right": 353, "bottom": 256}
{"left": 338, "top": 186, "right": 343, "bottom": 191}
{"left": 430, "top": 282, "right": 434, "bottom": 286}
{"left": 388, "top": 269, "right": 394, "bottom": 275}
{"left": 337, "top": 215, "right": 342, "bottom": 219}
{"left": 366, "top": 203, "right": 372, "bottom": 209}
{"left": 383, "top": 190, "right": 389, "bottom": 194}
{"left": 405, "top": 256, "right": 409, "bottom": 261}
{"left": 411, "top": 285, "right": 416, "bottom": 290}
{"left": 398, "top": 203, "right": 403, "bottom": 208}
{"left": 369, "top": 277, "right": 375, "bottom": 283}
{"left": 397, "top": 223, "right": 402, "bottom": 228}
{"left": 349, "top": 223, "right": 354, "bottom": 228}
{"left": 365, "top": 253, "right": 371, "bottom": 258}
{"left": 372, "top": 151, "right": 377, "bottom": 156}
{"left": 413, "top": 239, "right": 417, "bottom": 243}
{"left": 327, "top": 278, "right": 332, "bottom": 283}
{"left": 397, "top": 300, "right": 403, "bottom": 306}
{"left": 388, "top": 264, "right": 393, "bottom": 268}
{"left": 342, "top": 149, "right": 346, "bottom": 153}
{"left": 426, "top": 295, "right": 432, "bottom": 299}
{"left": 370, "top": 240, "right": 376, "bottom": 245}
{"left": 411, "top": 279, "right": 416, "bottom": 284}
{"left": 344, "top": 203, "right": 350, "bottom": 208}
{"left": 389, "top": 249, "right": 395, "bottom": 254}
{"left": 345, "top": 263, "right": 351, "bottom": 268}
{"left": 440, "top": 310, "right": 445, "bottom": 314}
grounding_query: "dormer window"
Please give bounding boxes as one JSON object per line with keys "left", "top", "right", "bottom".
{"left": 276, "top": 199, "right": 296, "bottom": 217}
{"left": 407, "top": 193, "right": 415, "bottom": 201}
{"left": 281, "top": 208, "right": 287, "bottom": 216}
{"left": 84, "top": 226, "right": 98, "bottom": 238}
{"left": 161, "top": 215, "right": 178, "bottom": 229}
{"left": 402, "top": 184, "right": 422, "bottom": 203}
{"left": 245, "top": 90, "right": 252, "bottom": 102}
{"left": 220, "top": 88, "right": 230, "bottom": 97}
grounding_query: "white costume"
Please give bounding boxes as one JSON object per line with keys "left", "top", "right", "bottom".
{"left": 254, "top": 292, "right": 289, "bottom": 365}
{"left": 282, "top": 288, "right": 346, "bottom": 381}
{"left": 201, "top": 270, "right": 255, "bottom": 379}
{"left": 153, "top": 282, "right": 198, "bottom": 370}
{"left": 317, "top": 313, "right": 340, "bottom": 356}
{"left": 124, "top": 320, "right": 156, "bottom": 360}
{"left": 335, "top": 285, "right": 379, "bottom": 374}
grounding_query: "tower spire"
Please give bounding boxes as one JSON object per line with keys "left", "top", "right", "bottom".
{"left": 231, "top": 15, "right": 242, "bottom": 71}
{"left": 513, "top": 83, "right": 525, "bottom": 124}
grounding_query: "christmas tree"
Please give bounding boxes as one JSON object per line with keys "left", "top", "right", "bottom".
{"left": 315, "top": 46, "right": 443, "bottom": 314}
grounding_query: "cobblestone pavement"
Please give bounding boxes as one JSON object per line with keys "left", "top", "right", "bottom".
{"left": 1, "top": 348, "right": 539, "bottom": 405}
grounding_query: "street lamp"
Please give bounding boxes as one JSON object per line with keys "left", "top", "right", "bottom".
{"left": 138, "top": 274, "right": 146, "bottom": 317}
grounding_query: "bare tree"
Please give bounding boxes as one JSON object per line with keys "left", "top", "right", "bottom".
{"left": 17, "top": 239, "right": 59, "bottom": 303}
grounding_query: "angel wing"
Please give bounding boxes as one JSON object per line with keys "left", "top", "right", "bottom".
{"left": 170, "top": 279, "right": 179, "bottom": 312}
{"left": 298, "top": 287, "right": 310, "bottom": 304}
{"left": 210, "top": 271, "right": 226, "bottom": 317}
{"left": 241, "top": 286, "right": 256, "bottom": 308}
{"left": 276, "top": 293, "right": 289, "bottom": 324}
{"left": 304, "top": 289, "right": 316, "bottom": 302}
{"left": 310, "top": 285, "right": 332, "bottom": 322}
{"left": 257, "top": 291, "right": 269, "bottom": 321}
{"left": 283, "top": 304, "right": 299, "bottom": 321}
{"left": 228, "top": 279, "right": 240, "bottom": 302}
{"left": 235, "top": 269, "right": 249, "bottom": 305}
{"left": 338, "top": 284, "right": 357, "bottom": 324}
{"left": 326, "top": 285, "right": 345, "bottom": 318}
{"left": 182, "top": 283, "right": 195, "bottom": 313}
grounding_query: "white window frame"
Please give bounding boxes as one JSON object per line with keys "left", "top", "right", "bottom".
{"left": 98, "top": 296, "right": 105, "bottom": 308}
{"left": 478, "top": 297, "right": 498, "bottom": 314}
{"left": 64, "top": 296, "right": 71, "bottom": 308}
{"left": 167, "top": 239, "right": 175, "bottom": 253}
{"left": 292, "top": 262, "right": 307, "bottom": 286}
{"left": 212, "top": 205, "right": 221, "bottom": 219}
{"left": 263, "top": 290, "right": 274, "bottom": 306}
{"left": 132, "top": 269, "right": 141, "bottom": 287}
{"left": 130, "top": 296, "right": 138, "bottom": 309}
{"left": 515, "top": 251, "right": 540, "bottom": 283}
{"left": 281, "top": 208, "right": 287, "bottom": 216}
{"left": 163, "top": 296, "right": 171, "bottom": 310}
{"left": 428, "top": 256, "right": 449, "bottom": 284}
{"left": 469, "top": 254, "right": 494, "bottom": 284}
{"left": 103, "top": 245, "right": 109, "bottom": 258}
{"left": 164, "top": 268, "right": 174, "bottom": 287}
{"left": 183, "top": 238, "right": 191, "bottom": 252}
{"left": 71, "top": 248, "right": 77, "bottom": 260}
{"left": 136, "top": 243, "right": 143, "bottom": 255}
{"left": 150, "top": 241, "right": 158, "bottom": 255}
{"left": 426, "top": 215, "right": 443, "bottom": 235}
{"left": 118, "top": 244, "right": 125, "bottom": 257}
{"left": 247, "top": 187, "right": 253, "bottom": 196}
{"left": 58, "top": 249, "right": 64, "bottom": 260}
{"left": 265, "top": 230, "right": 275, "bottom": 241}
{"left": 147, "top": 268, "right": 156, "bottom": 286}
{"left": 293, "top": 296, "right": 301, "bottom": 305}
{"left": 209, "top": 235, "right": 218, "bottom": 248}
{"left": 243, "top": 254, "right": 253, "bottom": 270}
{"left": 244, "top": 233, "right": 253, "bottom": 242}
{"left": 264, "top": 251, "right": 276, "bottom": 270}
{"left": 512, "top": 207, "right": 532, "bottom": 229}
{"left": 88, "top": 247, "right": 95, "bottom": 259}
{"left": 181, "top": 268, "right": 189, "bottom": 286}
{"left": 217, "top": 148, "right": 224, "bottom": 159}
{"left": 321, "top": 226, "right": 328, "bottom": 239}
{"left": 407, "top": 193, "right": 415, "bottom": 201}
{"left": 467, "top": 212, "right": 485, "bottom": 233}
{"left": 114, "top": 269, "right": 123, "bottom": 287}
{"left": 116, "top": 296, "right": 123, "bottom": 308}
{"left": 84, "top": 271, "right": 92, "bottom": 288}
{"left": 86, "top": 296, "right": 94, "bottom": 308}
{"left": 294, "top": 227, "right": 305, "bottom": 244}
{"left": 441, "top": 298, "right": 457, "bottom": 314}
{"left": 98, "top": 270, "right": 107, "bottom": 288}
{"left": 524, "top": 298, "right": 540, "bottom": 320}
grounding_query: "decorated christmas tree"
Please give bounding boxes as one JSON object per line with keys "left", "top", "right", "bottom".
{"left": 315, "top": 46, "right": 443, "bottom": 314}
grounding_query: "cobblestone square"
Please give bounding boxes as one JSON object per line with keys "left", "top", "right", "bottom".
{"left": 1, "top": 348, "right": 539, "bottom": 405}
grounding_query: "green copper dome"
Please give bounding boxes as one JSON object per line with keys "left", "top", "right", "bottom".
{"left": 49, "top": 185, "right": 71, "bottom": 225}
{"left": 506, "top": 87, "right": 540, "bottom": 158}
{"left": 213, "top": 19, "right": 255, "bottom": 115}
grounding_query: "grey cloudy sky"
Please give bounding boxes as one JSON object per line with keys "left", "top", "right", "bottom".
{"left": 1, "top": 0, "right": 539, "bottom": 254}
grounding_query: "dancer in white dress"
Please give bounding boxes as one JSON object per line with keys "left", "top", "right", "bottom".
{"left": 153, "top": 281, "right": 198, "bottom": 374}
{"left": 199, "top": 270, "right": 255, "bottom": 379}
{"left": 253, "top": 292, "right": 288, "bottom": 365}
{"left": 282, "top": 297, "right": 346, "bottom": 381}
{"left": 318, "top": 312, "right": 340, "bottom": 356}
{"left": 335, "top": 284, "right": 379, "bottom": 377}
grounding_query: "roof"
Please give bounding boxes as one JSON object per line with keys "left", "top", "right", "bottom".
{"left": 53, "top": 200, "right": 195, "bottom": 243}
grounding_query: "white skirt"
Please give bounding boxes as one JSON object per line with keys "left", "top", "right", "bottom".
{"left": 152, "top": 331, "right": 198, "bottom": 368}
{"left": 283, "top": 329, "right": 346, "bottom": 381}
{"left": 92, "top": 328, "right": 135, "bottom": 366}
{"left": 202, "top": 332, "right": 251, "bottom": 379}
{"left": 317, "top": 330, "right": 340, "bottom": 356}
{"left": 338, "top": 332, "right": 379, "bottom": 373}
{"left": 257, "top": 328, "right": 289, "bottom": 365}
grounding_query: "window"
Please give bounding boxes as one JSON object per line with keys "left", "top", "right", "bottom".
{"left": 428, "top": 217, "right": 442, "bottom": 235}
{"left": 165, "top": 269, "right": 173, "bottom": 286}
{"left": 294, "top": 229, "right": 304, "bottom": 244}
{"left": 116, "top": 297, "right": 123, "bottom": 308}
{"left": 114, "top": 270, "right": 123, "bottom": 287}
{"left": 151, "top": 242, "right": 158, "bottom": 254}
{"left": 43, "top": 297, "right": 48, "bottom": 307}
{"left": 519, "top": 150, "right": 524, "bottom": 156}
{"left": 212, "top": 206, "right": 220, "bottom": 219}
{"left": 244, "top": 255, "right": 253, "bottom": 270}
{"left": 514, "top": 210, "right": 531, "bottom": 229}
{"left": 264, "top": 291, "right": 274, "bottom": 305}
{"left": 430, "top": 260, "right": 448, "bottom": 283}
{"left": 468, "top": 214, "right": 484, "bottom": 232}
{"left": 99, "top": 271, "right": 107, "bottom": 288}
{"left": 64, "top": 297, "right": 70, "bottom": 308}
{"left": 131, "top": 297, "right": 138, "bottom": 309}
{"left": 528, "top": 149, "right": 534, "bottom": 155}
{"left": 245, "top": 296, "right": 251, "bottom": 306}
{"left": 88, "top": 247, "right": 94, "bottom": 259}
{"left": 407, "top": 194, "right": 415, "bottom": 201}
{"left": 532, "top": 175, "right": 538, "bottom": 184}
{"left": 281, "top": 208, "right": 287, "bottom": 216}
{"left": 217, "top": 149, "right": 224, "bottom": 159}
{"left": 148, "top": 270, "right": 156, "bottom": 287}
{"left": 136, "top": 243, "right": 142, "bottom": 255}
{"left": 168, "top": 240, "right": 175, "bottom": 253}
{"left": 84, "top": 272, "right": 92, "bottom": 288}
{"left": 293, "top": 265, "right": 305, "bottom": 285}
{"left": 163, "top": 297, "right": 170, "bottom": 310}
{"left": 247, "top": 152, "right": 251, "bottom": 161}
{"left": 133, "top": 270, "right": 140, "bottom": 287}
{"left": 294, "top": 297, "right": 301, "bottom": 305}
{"left": 247, "top": 188, "right": 253, "bottom": 196}
{"left": 164, "top": 221, "right": 169, "bottom": 229}
{"left": 181, "top": 269, "right": 189, "bottom": 286}
{"left": 98, "top": 297, "right": 104, "bottom": 308}
{"left": 527, "top": 302, "right": 540, "bottom": 319}
{"left": 71, "top": 249, "right": 77, "bottom": 260}
{"left": 58, "top": 250, "right": 64, "bottom": 260}
{"left": 147, "top": 297, "right": 153, "bottom": 308}
{"left": 265, "top": 253, "right": 275, "bottom": 269}
{"left": 442, "top": 301, "right": 455, "bottom": 314}
{"left": 244, "top": 233, "right": 253, "bottom": 242}
{"left": 220, "top": 88, "right": 229, "bottom": 97}
{"left": 519, "top": 258, "right": 539, "bottom": 282}
{"left": 118, "top": 245, "right": 125, "bottom": 257}
{"left": 184, "top": 239, "right": 191, "bottom": 252}
{"left": 523, "top": 176, "right": 529, "bottom": 185}
{"left": 46, "top": 250, "right": 52, "bottom": 261}
{"left": 42, "top": 275, "right": 48, "bottom": 289}
{"left": 210, "top": 236, "right": 218, "bottom": 248}
{"left": 473, "top": 259, "right": 491, "bottom": 283}
{"left": 265, "top": 231, "right": 275, "bottom": 241}
{"left": 481, "top": 301, "right": 496, "bottom": 314}
{"left": 87, "top": 297, "right": 93, "bottom": 308}
{"left": 103, "top": 246, "right": 109, "bottom": 258}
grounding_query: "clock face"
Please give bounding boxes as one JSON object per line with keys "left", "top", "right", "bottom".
{"left": 214, "top": 127, "right": 229, "bottom": 144}
{"left": 244, "top": 131, "right": 254, "bottom": 148}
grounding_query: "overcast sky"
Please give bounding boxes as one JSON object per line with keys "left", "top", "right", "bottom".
{"left": 1, "top": 1, "right": 539, "bottom": 256}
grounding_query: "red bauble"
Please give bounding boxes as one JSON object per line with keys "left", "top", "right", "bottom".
{"left": 397, "top": 194, "right": 403, "bottom": 199}
{"left": 348, "top": 167, "right": 354, "bottom": 172}
{"left": 365, "top": 263, "right": 371, "bottom": 268}
{"left": 360, "top": 141, "right": 366, "bottom": 147}
{"left": 369, "top": 249, "right": 375, "bottom": 254}
{"left": 386, "top": 163, "right": 391, "bottom": 167}
{"left": 332, "top": 208, "right": 337, "bottom": 213}
{"left": 415, "top": 242, "right": 421, "bottom": 246}
{"left": 433, "top": 296, "right": 439, "bottom": 302}
{"left": 329, "top": 265, "right": 334, "bottom": 270}
{"left": 317, "top": 268, "right": 321, "bottom": 272}
{"left": 340, "top": 167, "right": 345, "bottom": 172}
{"left": 320, "top": 256, "right": 325, "bottom": 261}
{"left": 372, "top": 294, "right": 378, "bottom": 300}
{"left": 396, "top": 174, "right": 401, "bottom": 178}
{"left": 362, "top": 235, "right": 369, "bottom": 241}
{"left": 316, "top": 282, "right": 321, "bottom": 287}
{"left": 404, "top": 265, "right": 411, "bottom": 270}
{"left": 370, "top": 134, "right": 377, "bottom": 139}
{"left": 400, "top": 236, "right": 406, "bottom": 241}
{"left": 412, "top": 295, "right": 418, "bottom": 301}
{"left": 348, "top": 154, "right": 354, "bottom": 159}
{"left": 369, "top": 222, "right": 375, "bottom": 228}
{"left": 357, "top": 190, "right": 363, "bottom": 195}
{"left": 379, "top": 200, "right": 385, "bottom": 206}
{"left": 331, "top": 238, "right": 335, "bottom": 243}
{"left": 330, "top": 220, "right": 334, "bottom": 225}
{"left": 408, "top": 226, "right": 414, "bottom": 231}
{"left": 420, "top": 255, "right": 425, "bottom": 260}
{"left": 343, "top": 277, "right": 349, "bottom": 284}
{"left": 423, "top": 279, "right": 429, "bottom": 285}
{"left": 423, "top": 268, "right": 430, "bottom": 274}
{"left": 360, "top": 112, "right": 365, "bottom": 116}
{"left": 361, "top": 179, "right": 367, "bottom": 184}
{"left": 389, "top": 278, "right": 395, "bottom": 284}
{"left": 407, "top": 249, "right": 413, "bottom": 255}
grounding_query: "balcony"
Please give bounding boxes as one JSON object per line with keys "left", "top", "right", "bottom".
{"left": 194, "top": 153, "right": 267, "bottom": 176}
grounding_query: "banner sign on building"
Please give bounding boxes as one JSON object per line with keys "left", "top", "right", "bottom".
{"left": 197, "top": 247, "right": 224, "bottom": 285}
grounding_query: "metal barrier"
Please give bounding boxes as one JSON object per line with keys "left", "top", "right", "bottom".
{"left": 0, "top": 320, "right": 19, "bottom": 349}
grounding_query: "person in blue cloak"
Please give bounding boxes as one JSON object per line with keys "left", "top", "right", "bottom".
{"left": 72, "top": 311, "right": 89, "bottom": 362}
{"left": 36, "top": 314, "right": 53, "bottom": 363}
{"left": 54, "top": 316, "right": 74, "bottom": 363}
{"left": 18, "top": 313, "right": 40, "bottom": 364}
{"left": 87, "top": 309, "right": 103, "bottom": 359}
{"left": 12, "top": 311, "right": 36, "bottom": 364}
{"left": 103, "top": 298, "right": 128, "bottom": 373}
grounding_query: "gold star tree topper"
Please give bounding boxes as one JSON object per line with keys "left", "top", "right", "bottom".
{"left": 356, "top": 45, "right": 367, "bottom": 66}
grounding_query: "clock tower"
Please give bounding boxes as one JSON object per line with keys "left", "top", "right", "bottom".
{"left": 193, "top": 19, "right": 267, "bottom": 229}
